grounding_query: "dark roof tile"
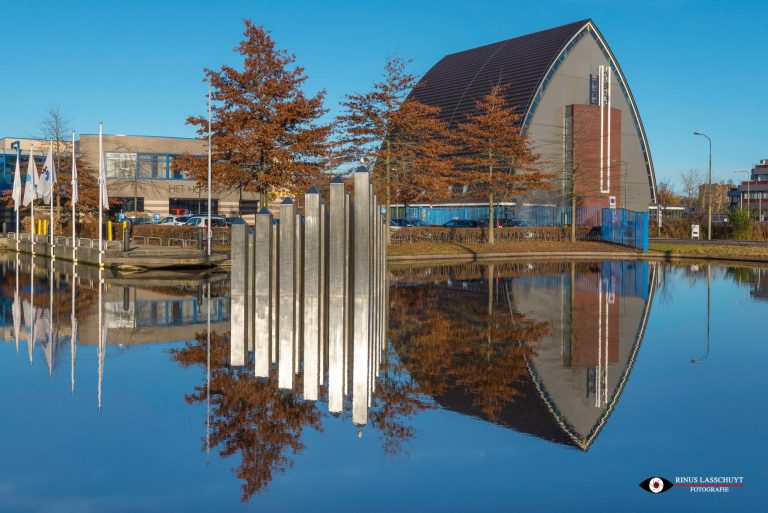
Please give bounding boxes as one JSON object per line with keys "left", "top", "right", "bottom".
{"left": 411, "top": 20, "right": 589, "bottom": 127}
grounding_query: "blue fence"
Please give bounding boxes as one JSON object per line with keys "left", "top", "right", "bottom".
{"left": 601, "top": 208, "right": 649, "bottom": 251}
{"left": 393, "top": 205, "right": 605, "bottom": 228}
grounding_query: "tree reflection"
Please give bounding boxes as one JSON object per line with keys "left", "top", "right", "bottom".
{"left": 389, "top": 267, "right": 549, "bottom": 423}
{"left": 170, "top": 334, "right": 322, "bottom": 501}
{"left": 368, "top": 344, "right": 432, "bottom": 456}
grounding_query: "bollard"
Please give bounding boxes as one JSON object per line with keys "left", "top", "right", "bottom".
{"left": 302, "top": 187, "right": 321, "bottom": 400}
{"left": 278, "top": 198, "right": 296, "bottom": 389}
{"left": 229, "top": 224, "right": 248, "bottom": 366}
{"left": 352, "top": 167, "right": 371, "bottom": 425}
{"left": 253, "top": 209, "right": 273, "bottom": 377}
{"left": 328, "top": 177, "right": 346, "bottom": 412}
{"left": 107, "top": 221, "right": 113, "bottom": 241}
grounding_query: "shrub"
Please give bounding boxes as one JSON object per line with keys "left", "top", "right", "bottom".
{"left": 729, "top": 207, "right": 752, "bottom": 240}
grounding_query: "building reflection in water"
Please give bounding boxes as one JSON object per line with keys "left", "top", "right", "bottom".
{"left": 0, "top": 254, "right": 229, "bottom": 410}
{"left": 0, "top": 254, "right": 659, "bottom": 501}
{"left": 388, "top": 260, "right": 656, "bottom": 451}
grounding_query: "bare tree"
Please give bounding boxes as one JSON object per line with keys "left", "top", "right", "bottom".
{"left": 680, "top": 168, "right": 703, "bottom": 212}
{"left": 656, "top": 181, "right": 680, "bottom": 206}
{"left": 39, "top": 105, "right": 71, "bottom": 223}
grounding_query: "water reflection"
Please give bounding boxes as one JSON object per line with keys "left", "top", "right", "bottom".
{"left": 389, "top": 260, "right": 655, "bottom": 450}
{"left": 1, "top": 255, "right": 227, "bottom": 410}
{"left": 6, "top": 255, "right": 763, "bottom": 506}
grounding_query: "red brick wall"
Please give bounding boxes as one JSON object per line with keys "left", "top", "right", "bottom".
{"left": 569, "top": 104, "right": 622, "bottom": 209}
{"left": 570, "top": 273, "right": 620, "bottom": 368}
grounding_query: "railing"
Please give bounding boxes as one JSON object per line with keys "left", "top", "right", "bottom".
{"left": 395, "top": 204, "right": 605, "bottom": 227}
{"left": 601, "top": 208, "right": 649, "bottom": 251}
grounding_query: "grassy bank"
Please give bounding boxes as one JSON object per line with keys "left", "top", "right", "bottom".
{"left": 648, "top": 241, "right": 768, "bottom": 260}
{"left": 388, "top": 240, "right": 639, "bottom": 258}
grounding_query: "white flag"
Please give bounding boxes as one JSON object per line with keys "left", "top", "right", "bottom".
{"left": 22, "top": 153, "right": 40, "bottom": 207}
{"left": 39, "top": 147, "right": 55, "bottom": 204}
{"left": 71, "top": 152, "right": 79, "bottom": 205}
{"left": 99, "top": 151, "right": 109, "bottom": 210}
{"left": 12, "top": 294, "right": 21, "bottom": 350}
{"left": 12, "top": 154, "right": 22, "bottom": 211}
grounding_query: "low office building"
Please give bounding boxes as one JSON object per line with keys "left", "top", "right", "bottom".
{"left": 77, "top": 133, "right": 261, "bottom": 217}
{"left": 0, "top": 134, "right": 263, "bottom": 228}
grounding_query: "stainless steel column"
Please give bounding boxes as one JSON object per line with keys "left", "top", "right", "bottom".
{"left": 271, "top": 222, "right": 279, "bottom": 364}
{"left": 247, "top": 231, "right": 255, "bottom": 352}
{"left": 229, "top": 224, "right": 248, "bottom": 366}
{"left": 352, "top": 168, "right": 371, "bottom": 426}
{"left": 319, "top": 202, "right": 327, "bottom": 386}
{"left": 328, "top": 177, "right": 346, "bottom": 413}
{"left": 253, "top": 208, "right": 273, "bottom": 377}
{"left": 294, "top": 211, "right": 302, "bottom": 375}
{"left": 344, "top": 191, "right": 351, "bottom": 397}
{"left": 302, "top": 188, "right": 321, "bottom": 400}
{"left": 278, "top": 198, "right": 296, "bottom": 389}
{"left": 370, "top": 193, "right": 378, "bottom": 402}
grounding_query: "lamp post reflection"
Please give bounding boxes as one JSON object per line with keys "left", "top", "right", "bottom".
{"left": 691, "top": 264, "right": 712, "bottom": 364}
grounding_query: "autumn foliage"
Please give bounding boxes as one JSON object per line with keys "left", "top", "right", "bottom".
{"left": 179, "top": 21, "right": 333, "bottom": 206}
{"left": 454, "top": 85, "right": 549, "bottom": 243}
{"left": 337, "top": 57, "right": 457, "bottom": 222}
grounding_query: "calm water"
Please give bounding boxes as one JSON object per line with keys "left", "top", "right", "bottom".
{"left": 0, "top": 255, "right": 765, "bottom": 512}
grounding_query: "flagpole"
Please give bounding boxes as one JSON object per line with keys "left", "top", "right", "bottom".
{"left": 12, "top": 141, "right": 20, "bottom": 253}
{"left": 98, "top": 123, "right": 103, "bottom": 268}
{"left": 48, "top": 259, "right": 54, "bottom": 378}
{"left": 49, "top": 141, "right": 55, "bottom": 255}
{"left": 206, "top": 281, "right": 211, "bottom": 463}
{"left": 207, "top": 83, "right": 212, "bottom": 257}
{"left": 72, "top": 129, "right": 77, "bottom": 263}
{"left": 97, "top": 266, "right": 103, "bottom": 411}
{"left": 71, "top": 263, "right": 77, "bottom": 395}
{"left": 30, "top": 148, "right": 35, "bottom": 257}
{"left": 14, "top": 254, "right": 19, "bottom": 355}
{"left": 29, "top": 256, "right": 35, "bottom": 365}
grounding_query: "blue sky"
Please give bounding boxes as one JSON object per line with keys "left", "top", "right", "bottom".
{"left": 1, "top": 0, "right": 765, "bottom": 189}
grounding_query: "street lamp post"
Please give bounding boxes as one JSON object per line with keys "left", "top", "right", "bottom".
{"left": 693, "top": 131, "right": 712, "bottom": 240}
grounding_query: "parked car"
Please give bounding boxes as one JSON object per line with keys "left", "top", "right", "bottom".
{"left": 125, "top": 216, "right": 154, "bottom": 226}
{"left": 390, "top": 218, "right": 427, "bottom": 229}
{"left": 442, "top": 219, "right": 486, "bottom": 228}
{"left": 498, "top": 218, "right": 528, "bottom": 227}
{"left": 185, "top": 216, "right": 228, "bottom": 228}
{"left": 158, "top": 215, "right": 190, "bottom": 225}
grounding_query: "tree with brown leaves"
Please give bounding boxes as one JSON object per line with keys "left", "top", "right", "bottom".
{"left": 179, "top": 21, "right": 333, "bottom": 207}
{"left": 1, "top": 152, "right": 104, "bottom": 233}
{"left": 454, "top": 85, "right": 547, "bottom": 244}
{"left": 337, "top": 57, "right": 456, "bottom": 236}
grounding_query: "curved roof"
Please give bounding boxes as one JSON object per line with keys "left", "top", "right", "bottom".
{"left": 410, "top": 19, "right": 658, "bottom": 203}
{"left": 410, "top": 19, "right": 589, "bottom": 126}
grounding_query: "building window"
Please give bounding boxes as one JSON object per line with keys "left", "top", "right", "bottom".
{"left": 169, "top": 198, "right": 218, "bottom": 215}
{"left": 168, "top": 156, "right": 188, "bottom": 179}
{"left": 138, "top": 154, "right": 168, "bottom": 179}
{"left": 106, "top": 152, "right": 137, "bottom": 178}
{"left": 111, "top": 196, "right": 144, "bottom": 213}
{"left": 239, "top": 200, "right": 260, "bottom": 215}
